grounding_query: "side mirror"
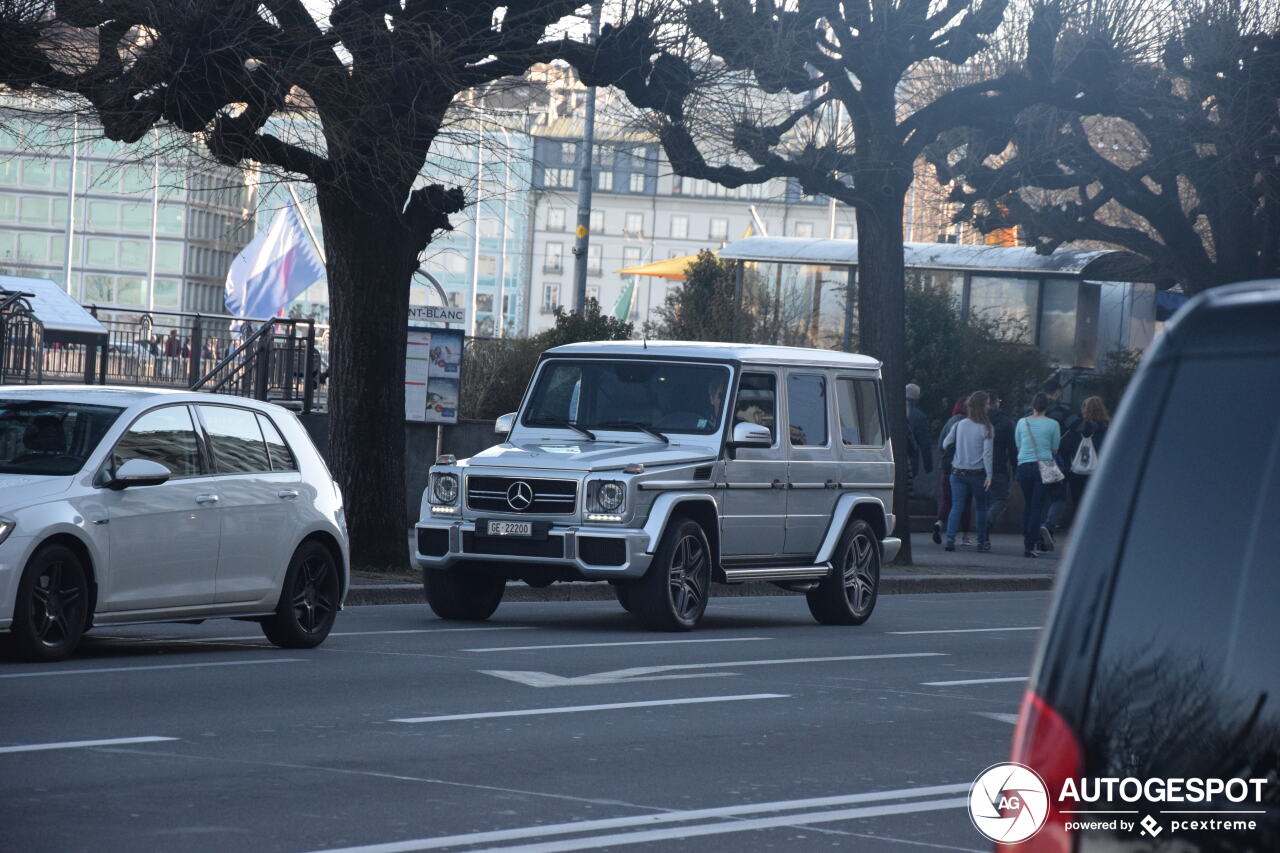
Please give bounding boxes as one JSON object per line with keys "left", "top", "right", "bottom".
{"left": 729, "top": 421, "right": 772, "bottom": 447}
{"left": 106, "top": 458, "right": 172, "bottom": 490}
{"left": 495, "top": 412, "right": 516, "bottom": 435}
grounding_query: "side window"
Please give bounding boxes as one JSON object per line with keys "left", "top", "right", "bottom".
{"left": 256, "top": 414, "right": 298, "bottom": 472}
{"left": 733, "top": 373, "right": 777, "bottom": 442}
{"left": 112, "top": 406, "right": 203, "bottom": 478}
{"left": 836, "top": 378, "right": 885, "bottom": 446}
{"left": 786, "top": 373, "right": 828, "bottom": 447}
{"left": 198, "top": 405, "right": 271, "bottom": 474}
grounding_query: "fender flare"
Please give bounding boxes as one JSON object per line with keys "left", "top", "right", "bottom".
{"left": 641, "top": 492, "right": 720, "bottom": 554}
{"left": 815, "top": 494, "right": 889, "bottom": 564}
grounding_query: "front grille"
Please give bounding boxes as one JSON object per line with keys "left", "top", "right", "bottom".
{"left": 466, "top": 476, "right": 578, "bottom": 515}
{"left": 462, "top": 532, "right": 565, "bottom": 558}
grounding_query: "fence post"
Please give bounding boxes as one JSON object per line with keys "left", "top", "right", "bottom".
{"left": 187, "top": 315, "right": 204, "bottom": 388}
{"left": 302, "top": 322, "right": 316, "bottom": 414}
{"left": 254, "top": 330, "right": 271, "bottom": 401}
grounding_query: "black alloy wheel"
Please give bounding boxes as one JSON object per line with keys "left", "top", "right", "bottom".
{"left": 633, "top": 518, "right": 711, "bottom": 631}
{"left": 807, "top": 519, "right": 880, "bottom": 625}
{"left": 262, "top": 541, "right": 340, "bottom": 648}
{"left": 12, "top": 545, "right": 89, "bottom": 662}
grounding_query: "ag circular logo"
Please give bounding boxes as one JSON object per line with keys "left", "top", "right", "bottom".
{"left": 969, "top": 763, "right": 1050, "bottom": 844}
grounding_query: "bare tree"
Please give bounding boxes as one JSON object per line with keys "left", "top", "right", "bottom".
{"left": 582, "top": 0, "right": 1087, "bottom": 562}
{"left": 932, "top": 0, "right": 1280, "bottom": 292}
{"left": 0, "top": 0, "right": 638, "bottom": 568}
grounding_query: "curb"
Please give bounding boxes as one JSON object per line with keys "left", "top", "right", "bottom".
{"left": 345, "top": 574, "right": 1054, "bottom": 607}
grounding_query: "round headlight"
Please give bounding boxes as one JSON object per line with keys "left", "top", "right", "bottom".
{"left": 434, "top": 473, "right": 459, "bottom": 504}
{"left": 597, "top": 481, "right": 625, "bottom": 512}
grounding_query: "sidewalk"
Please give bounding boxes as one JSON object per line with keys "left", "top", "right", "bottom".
{"left": 345, "top": 532, "right": 1061, "bottom": 606}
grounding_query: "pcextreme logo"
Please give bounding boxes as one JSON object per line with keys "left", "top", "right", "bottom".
{"left": 969, "top": 763, "right": 1051, "bottom": 844}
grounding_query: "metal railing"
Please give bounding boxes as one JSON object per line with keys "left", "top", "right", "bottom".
{"left": 0, "top": 291, "right": 42, "bottom": 385}
{"left": 192, "top": 318, "right": 318, "bottom": 413}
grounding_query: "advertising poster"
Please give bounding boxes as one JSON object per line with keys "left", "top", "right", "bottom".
{"left": 405, "top": 325, "right": 464, "bottom": 424}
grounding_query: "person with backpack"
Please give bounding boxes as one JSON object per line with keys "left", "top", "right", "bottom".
{"left": 941, "top": 391, "right": 994, "bottom": 552}
{"left": 1016, "top": 392, "right": 1063, "bottom": 558}
{"left": 1065, "top": 395, "right": 1110, "bottom": 512}
{"left": 1033, "top": 378, "right": 1080, "bottom": 550}
{"left": 933, "top": 396, "right": 973, "bottom": 545}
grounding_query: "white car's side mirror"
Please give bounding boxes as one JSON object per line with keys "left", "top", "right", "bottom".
{"left": 106, "top": 458, "right": 172, "bottom": 490}
{"left": 729, "top": 422, "right": 772, "bottom": 447}
{"left": 495, "top": 412, "right": 516, "bottom": 435}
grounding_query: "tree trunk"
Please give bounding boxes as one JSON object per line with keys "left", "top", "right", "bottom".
{"left": 317, "top": 186, "right": 419, "bottom": 570}
{"left": 856, "top": 198, "right": 913, "bottom": 565}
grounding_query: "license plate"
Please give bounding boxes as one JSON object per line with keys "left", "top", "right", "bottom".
{"left": 484, "top": 520, "right": 533, "bottom": 537}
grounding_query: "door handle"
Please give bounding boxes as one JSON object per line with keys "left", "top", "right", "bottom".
{"left": 278, "top": 489, "right": 300, "bottom": 500}
{"left": 825, "top": 479, "right": 841, "bottom": 489}
{"left": 195, "top": 494, "right": 220, "bottom": 505}
{"left": 771, "top": 479, "right": 787, "bottom": 490}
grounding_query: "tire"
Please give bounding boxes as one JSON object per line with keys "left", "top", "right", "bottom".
{"left": 807, "top": 519, "right": 880, "bottom": 626}
{"left": 423, "top": 568, "right": 505, "bottom": 620}
{"left": 614, "top": 581, "right": 637, "bottom": 613}
{"left": 11, "top": 544, "right": 89, "bottom": 662}
{"left": 632, "top": 518, "right": 711, "bottom": 631}
{"left": 262, "top": 541, "right": 341, "bottom": 648}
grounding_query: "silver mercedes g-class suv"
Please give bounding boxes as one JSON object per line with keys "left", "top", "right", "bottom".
{"left": 415, "top": 341, "right": 900, "bottom": 630}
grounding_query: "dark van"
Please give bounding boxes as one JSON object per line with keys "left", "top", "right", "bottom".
{"left": 1006, "top": 280, "right": 1280, "bottom": 851}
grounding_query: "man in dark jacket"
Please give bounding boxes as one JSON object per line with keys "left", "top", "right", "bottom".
{"left": 905, "top": 383, "right": 933, "bottom": 484}
{"left": 986, "top": 390, "right": 1019, "bottom": 528}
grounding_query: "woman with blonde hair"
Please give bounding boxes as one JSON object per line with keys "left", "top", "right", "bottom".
{"left": 941, "top": 391, "right": 994, "bottom": 552}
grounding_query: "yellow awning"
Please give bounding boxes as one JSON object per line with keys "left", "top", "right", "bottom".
{"left": 614, "top": 253, "right": 702, "bottom": 280}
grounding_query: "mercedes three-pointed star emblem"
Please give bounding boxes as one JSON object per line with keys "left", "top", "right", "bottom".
{"left": 506, "top": 480, "right": 534, "bottom": 511}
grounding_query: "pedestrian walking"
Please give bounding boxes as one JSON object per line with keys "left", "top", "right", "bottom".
{"left": 905, "top": 383, "right": 933, "bottom": 498}
{"left": 941, "top": 391, "right": 994, "bottom": 552}
{"left": 1063, "top": 395, "right": 1110, "bottom": 513}
{"left": 985, "top": 390, "right": 1019, "bottom": 529}
{"left": 933, "top": 397, "right": 973, "bottom": 545}
{"left": 1033, "top": 378, "right": 1080, "bottom": 549}
{"left": 1015, "top": 392, "right": 1063, "bottom": 558}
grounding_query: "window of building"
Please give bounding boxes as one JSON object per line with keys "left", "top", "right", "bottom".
{"left": 112, "top": 406, "right": 204, "bottom": 478}
{"left": 0, "top": 232, "right": 13, "bottom": 260}
{"left": 624, "top": 213, "right": 644, "bottom": 237}
{"left": 544, "top": 168, "right": 574, "bottom": 188}
{"left": 16, "top": 233, "right": 48, "bottom": 263}
{"left": 116, "top": 277, "right": 145, "bottom": 306}
{"left": 0, "top": 196, "right": 15, "bottom": 222}
{"left": 49, "top": 235, "right": 65, "bottom": 264}
{"left": 157, "top": 205, "right": 184, "bottom": 235}
{"left": 198, "top": 405, "right": 272, "bottom": 474}
{"left": 88, "top": 164, "right": 119, "bottom": 192}
{"left": 122, "top": 167, "right": 152, "bottom": 195}
{"left": 590, "top": 210, "right": 605, "bottom": 233}
{"left": 547, "top": 207, "right": 566, "bottom": 231}
{"left": 22, "top": 160, "right": 52, "bottom": 188}
{"left": 561, "top": 142, "right": 578, "bottom": 164}
{"left": 88, "top": 201, "right": 117, "bottom": 229}
{"left": 85, "top": 275, "right": 113, "bottom": 302}
{"left": 670, "top": 215, "right": 688, "bottom": 239}
{"left": 86, "top": 238, "right": 115, "bottom": 267}
{"left": 587, "top": 244, "right": 602, "bottom": 274}
{"left": 969, "top": 276, "right": 1039, "bottom": 344}
{"left": 122, "top": 203, "right": 150, "bottom": 232}
{"left": 119, "top": 241, "right": 148, "bottom": 270}
{"left": 628, "top": 172, "right": 646, "bottom": 193}
{"left": 794, "top": 221, "right": 814, "bottom": 238}
{"left": 622, "top": 246, "right": 641, "bottom": 272}
{"left": 709, "top": 217, "right": 729, "bottom": 241}
{"left": 597, "top": 171, "right": 614, "bottom": 191}
{"left": 544, "top": 241, "right": 564, "bottom": 272}
{"left": 787, "top": 373, "right": 828, "bottom": 447}
{"left": 585, "top": 284, "right": 600, "bottom": 304}
{"left": 0, "top": 160, "right": 18, "bottom": 185}
{"left": 542, "top": 283, "right": 561, "bottom": 313}
{"left": 836, "top": 378, "right": 884, "bottom": 446}
{"left": 447, "top": 290, "right": 464, "bottom": 308}
{"left": 155, "top": 243, "right": 183, "bottom": 273}
{"left": 835, "top": 224, "right": 854, "bottom": 240}
{"left": 154, "top": 278, "right": 181, "bottom": 308}
{"left": 20, "top": 196, "right": 50, "bottom": 225}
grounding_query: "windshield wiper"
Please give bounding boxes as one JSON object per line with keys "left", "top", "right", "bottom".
{"left": 527, "top": 419, "right": 596, "bottom": 441}
{"left": 596, "top": 421, "right": 669, "bottom": 443}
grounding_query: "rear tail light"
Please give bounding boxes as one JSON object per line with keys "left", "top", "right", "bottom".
{"left": 999, "top": 690, "right": 1084, "bottom": 853}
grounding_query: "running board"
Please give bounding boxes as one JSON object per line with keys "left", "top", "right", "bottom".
{"left": 721, "top": 563, "right": 832, "bottom": 582}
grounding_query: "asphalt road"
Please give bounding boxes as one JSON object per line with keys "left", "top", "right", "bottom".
{"left": 0, "top": 590, "right": 1051, "bottom": 853}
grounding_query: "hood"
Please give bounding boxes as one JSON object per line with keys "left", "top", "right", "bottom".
{"left": 0, "top": 473, "right": 75, "bottom": 513}
{"left": 465, "top": 440, "right": 717, "bottom": 473}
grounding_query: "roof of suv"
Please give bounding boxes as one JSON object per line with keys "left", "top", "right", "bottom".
{"left": 543, "top": 341, "right": 881, "bottom": 369}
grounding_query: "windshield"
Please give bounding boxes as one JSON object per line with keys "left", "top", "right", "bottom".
{"left": 523, "top": 360, "right": 731, "bottom": 436}
{"left": 0, "top": 400, "right": 124, "bottom": 475}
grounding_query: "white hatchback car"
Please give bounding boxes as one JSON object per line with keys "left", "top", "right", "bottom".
{"left": 0, "top": 387, "right": 349, "bottom": 661}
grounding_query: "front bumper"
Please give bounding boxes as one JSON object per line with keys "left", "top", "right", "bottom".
{"left": 415, "top": 518, "right": 655, "bottom": 580}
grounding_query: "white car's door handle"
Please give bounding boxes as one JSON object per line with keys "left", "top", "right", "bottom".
{"left": 195, "top": 494, "right": 220, "bottom": 505}
{"left": 278, "top": 489, "right": 300, "bottom": 500}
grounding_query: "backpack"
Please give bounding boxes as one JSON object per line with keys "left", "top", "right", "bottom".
{"left": 1072, "top": 435, "right": 1099, "bottom": 475}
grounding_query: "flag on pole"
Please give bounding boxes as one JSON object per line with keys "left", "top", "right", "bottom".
{"left": 224, "top": 201, "right": 325, "bottom": 320}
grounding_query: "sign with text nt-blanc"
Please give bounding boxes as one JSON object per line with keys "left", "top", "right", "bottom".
{"left": 408, "top": 305, "right": 467, "bottom": 326}
{"left": 406, "top": 326, "right": 463, "bottom": 424}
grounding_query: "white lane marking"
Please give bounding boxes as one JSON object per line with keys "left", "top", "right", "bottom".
{"left": 463, "top": 637, "right": 772, "bottom": 653}
{"left": 391, "top": 693, "right": 789, "bottom": 724}
{"left": 889, "top": 626, "right": 1040, "bottom": 635}
{"left": 306, "top": 783, "right": 972, "bottom": 853}
{"left": 974, "top": 712, "right": 1021, "bottom": 724}
{"left": 309, "top": 788, "right": 967, "bottom": 850}
{"left": 0, "top": 658, "right": 303, "bottom": 679}
{"left": 483, "top": 652, "right": 946, "bottom": 687}
{"left": 0, "top": 736, "right": 178, "bottom": 754}
{"left": 97, "top": 626, "right": 540, "bottom": 644}
{"left": 923, "top": 676, "right": 1025, "bottom": 686}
